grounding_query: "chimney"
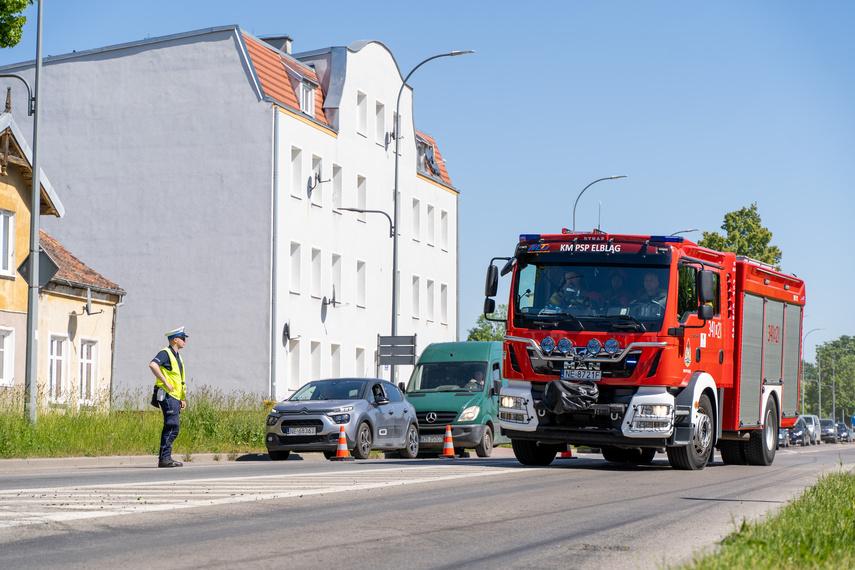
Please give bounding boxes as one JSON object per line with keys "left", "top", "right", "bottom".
{"left": 260, "top": 35, "right": 293, "bottom": 55}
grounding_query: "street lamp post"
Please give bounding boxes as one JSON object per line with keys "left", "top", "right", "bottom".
{"left": 571, "top": 176, "right": 627, "bottom": 233}
{"left": 391, "top": 49, "right": 473, "bottom": 384}
{"left": 801, "top": 328, "right": 823, "bottom": 415}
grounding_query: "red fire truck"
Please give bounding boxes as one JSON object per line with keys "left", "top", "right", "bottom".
{"left": 484, "top": 230, "right": 805, "bottom": 470}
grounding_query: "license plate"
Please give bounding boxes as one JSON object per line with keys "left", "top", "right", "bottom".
{"left": 285, "top": 427, "right": 316, "bottom": 435}
{"left": 562, "top": 369, "right": 602, "bottom": 381}
{"left": 420, "top": 435, "right": 443, "bottom": 443}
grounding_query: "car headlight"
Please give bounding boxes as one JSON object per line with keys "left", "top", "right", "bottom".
{"left": 266, "top": 414, "right": 280, "bottom": 426}
{"left": 459, "top": 406, "right": 480, "bottom": 422}
{"left": 331, "top": 414, "right": 351, "bottom": 424}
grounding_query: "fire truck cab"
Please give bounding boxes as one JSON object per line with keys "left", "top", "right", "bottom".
{"left": 484, "top": 231, "right": 805, "bottom": 470}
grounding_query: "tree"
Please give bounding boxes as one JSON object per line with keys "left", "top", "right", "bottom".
{"left": 467, "top": 305, "right": 506, "bottom": 341}
{"left": 698, "top": 203, "right": 782, "bottom": 269}
{"left": 0, "top": 1, "right": 30, "bottom": 49}
{"left": 803, "top": 336, "right": 855, "bottom": 422}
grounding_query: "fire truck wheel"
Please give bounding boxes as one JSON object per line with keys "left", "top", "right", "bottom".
{"left": 718, "top": 440, "right": 747, "bottom": 465}
{"left": 666, "top": 393, "right": 714, "bottom": 470}
{"left": 746, "top": 398, "right": 778, "bottom": 466}
{"left": 511, "top": 439, "right": 557, "bottom": 466}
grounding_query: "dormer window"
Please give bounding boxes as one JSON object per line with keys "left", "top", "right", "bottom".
{"left": 416, "top": 136, "right": 441, "bottom": 178}
{"left": 300, "top": 81, "right": 315, "bottom": 117}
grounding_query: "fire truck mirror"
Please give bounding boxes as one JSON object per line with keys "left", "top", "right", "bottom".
{"left": 485, "top": 265, "right": 499, "bottom": 296}
{"left": 484, "top": 297, "right": 496, "bottom": 315}
{"left": 698, "top": 304, "right": 714, "bottom": 321}
{"left": 500, "top": 257, "right": 516, "bottom": 277}
{"left": 697, "top": 270, "right": 716, "bottom": 304}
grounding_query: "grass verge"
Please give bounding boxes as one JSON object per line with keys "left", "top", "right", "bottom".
{"left": 686, "top": 467, "right": 855, "bottom": 569}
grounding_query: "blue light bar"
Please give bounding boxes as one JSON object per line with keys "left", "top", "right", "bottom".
{"left": 649, "top": 236, "right": 684, "bottom": 243}
{"left": 519, "top": 234, "right": 541, "bottom": 242}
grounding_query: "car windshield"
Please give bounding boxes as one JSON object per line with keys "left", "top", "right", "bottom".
{"left": 407, "top": 361, "right": 488, "bottom": 393}
{"left": 290, "top": 379, "right": 367, "bottom": 401}
{"left": 820, "top": 419, "right": 833, "bottom": 427}
{"left": 513, "top": 261, "right": 670, "bottom": 333}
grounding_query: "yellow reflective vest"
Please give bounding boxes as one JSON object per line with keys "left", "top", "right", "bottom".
{"left": 155, "top": 347, "right": 186, "bottom": 401}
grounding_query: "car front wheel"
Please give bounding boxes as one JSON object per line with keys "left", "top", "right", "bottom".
{"left": 352, "top": 422, "right": 373, "bottom": 459}
{"left": 399, "top": 424, "right": 419, "bottom": 459}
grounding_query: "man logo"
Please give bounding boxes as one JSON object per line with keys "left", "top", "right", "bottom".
{"left": 426, "top": 412, "right": 437, "bottom": 423}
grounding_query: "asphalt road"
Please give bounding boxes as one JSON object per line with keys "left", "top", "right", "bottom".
{"left": 1, "top": 443, "right": 853, "bottom": 569}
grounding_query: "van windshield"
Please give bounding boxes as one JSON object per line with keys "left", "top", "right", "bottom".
{"left": 407, "top": 362, "right": 488, "bottom": 393}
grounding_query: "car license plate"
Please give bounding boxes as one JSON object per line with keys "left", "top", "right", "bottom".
{"left": 420, "top": 435, "right": 443, "bottom": 443}
{"left": 285, "top": 427, "right": 316, "bottom": 436}
{"left": 562, "top": 369, "right": 602, "bottom": 381}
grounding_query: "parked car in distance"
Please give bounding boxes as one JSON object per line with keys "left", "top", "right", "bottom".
{"left": 790, "top": 418, "right": 808, "bottom": 446}
{"left": 819, "top": 418, "right": 838, "bottom": 443}
{"left": 265, "top": 378, "right": 419, "bottom": 460}
{"left": 835, "top": 422, "right": 852, "bottom": 443}
{"left": 777, "top": 427, "right": 790, "bottom": 449}
{"left": 801, "top": 414, "right": 821, "bottom": 445}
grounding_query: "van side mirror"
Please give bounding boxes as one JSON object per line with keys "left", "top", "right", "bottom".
{"left": 485, "top": 265, "right": 498, "bottom": 297}
{"left": 398, "top": 382, "right": 407, "bottom": 394}
{"left": 491, "top": 379, "right": 502, "bottom": 397}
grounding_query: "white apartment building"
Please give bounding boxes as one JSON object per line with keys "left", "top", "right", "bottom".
{"left": 0, "top": 27, "right": 459, "bottom": 399}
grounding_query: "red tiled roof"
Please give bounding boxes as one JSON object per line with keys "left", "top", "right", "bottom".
{"left": 415, "top": 131, "right": 453, "bottom": 187}
{"left": 39, "top": 231, "right": 125, "bottom": 294}
{"left": 242, "top": 34, "right": 330, "bottom": 126}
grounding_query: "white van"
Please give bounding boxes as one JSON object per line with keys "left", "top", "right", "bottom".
{"left": 801, "top": 415, "right": 821, "bottom": 445}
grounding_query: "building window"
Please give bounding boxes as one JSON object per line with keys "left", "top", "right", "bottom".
{"left": 412, "top": 276, "right": 420, "bottom": 320}
{"left": 357, "top": 91, "right": 367, "bottom": 136}
{"left": 311, "top": 248, "right": 322, "bottom": 298}
{"left": 375, "top": 102, "right": 385, "bottom": 146}
{"left": 355, "top": 347, "right": 365, "bottom": 378}
{"left": 427, "top": 205, "right": 435, "bottom": 246}
{"left": 412, "top": 199, "right": 420, "bottom": 242}
{"left": 290, "top": 147, "right": 302, "bottom": 199}
{"left": 440, "top": 210, "right": 449, "bottom": 251}
{"left": 289, "top": 339, "right": 300, "bottom": 391}
{"left": 356, "top": 260, "right": 366, "bottom": 308}
{"left": 332, "top": 164, "right": 342, "bottom": 211}
{"left": 441, "top": 284, "right": 448, "bottom": 324}
{"left": 356, "top": 176, "right": 367, "bottom": 222}
{"left": 0, "top": 328, "right": 13, "bottom": 387}
{"left": 79, "top": 340, "right": 97, "bottom": 402}
{"left": 416, "top": 137, "right": 442, "bottom": 178}
{"left": 311, "top": 341, "right": 321, "bottom": 380}
{"left": 311, "top": 155, "right": 323, "bottom": 207}
{"left": 289, "top": 242, "right": 301, "bottom": 294}
{"left": 332, "top": 254, "right": 342, "bottom": 303}
{"left": 0, "top": 209, "right": 14, "bottom": 277}
{"left": 300, "top": 82, "right": 315, "bottom": 117}
{"left": 330, "top": 344, "right": 341, "bottom": 378}
{"left": 427, "top": 280, "right": 435, "bottom": 322}
{"left": 48, "top": 335, "right": 68, "bottom": 401}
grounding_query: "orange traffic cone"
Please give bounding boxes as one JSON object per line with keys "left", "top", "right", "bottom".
{"left": 440, "top": 425, "right": 456, "bottom": 458}
{"left": 559, "top": 444, "right": 576, "bottom": 459}
{"left": 329, "top": 425, "right": 354, "bottom": 461}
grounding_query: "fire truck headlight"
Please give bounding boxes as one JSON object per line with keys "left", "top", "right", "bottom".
{"left": 638, "top": 405, "right": 672, "bottom": 417}
{"left": 604, "top": 338, "right": 620, "bottom": 355}
{"left": 540, "top": 336, "right": 556, "bottom": 355}
{"left": 557, "top": 338, "right": 573, "bottom": 355}
{"left": 586, "top": 339, "right": 602, "bottom": 356}
{"left": 500, "top": 396, "right": 526, "bottom": 410}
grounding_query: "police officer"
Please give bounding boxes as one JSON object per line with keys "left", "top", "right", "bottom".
{"left": 149, "top": 327, "right": 188, "bottom": 468}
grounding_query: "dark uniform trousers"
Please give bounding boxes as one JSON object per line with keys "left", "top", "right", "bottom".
{"left": 158, "top": 395, "right": 181, "bottom": 461}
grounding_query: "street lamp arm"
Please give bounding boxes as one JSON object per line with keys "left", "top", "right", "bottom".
{"left": 0, "top": 73, "right": 35, "bottom": 115}
{"left": 572, "top": 175, "right": 627, "bottom": 232}
{"left": 336, "top": 207, "right": 394, "bottom": 237}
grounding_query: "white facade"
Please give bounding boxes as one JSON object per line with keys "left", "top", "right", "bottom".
{"left": 0, "top": 28, "right": 459, "bottom": 400}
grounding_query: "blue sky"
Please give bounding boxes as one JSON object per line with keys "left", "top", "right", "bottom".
{"left": 1, "top": 1, "right": 852, "bottom": 361}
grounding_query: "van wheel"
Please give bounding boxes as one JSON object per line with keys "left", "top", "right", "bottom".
{"left": 475, "top": 426, "right": 493, "bottom": 457}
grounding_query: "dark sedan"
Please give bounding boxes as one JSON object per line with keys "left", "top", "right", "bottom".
{"left": 835, "top": 422, "right": 852, "bottom": 443}
{"left": 265, "top": 378, "right": 420, "bottom": 460}
{"left": 789, "top": 419, "right": 808, "bottom": 446}
{"left": 819, "top": 418, "right": 837, "bottom": 444}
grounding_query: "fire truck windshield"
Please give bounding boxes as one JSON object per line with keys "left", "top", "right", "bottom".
{"left": 513, "top": 262, "right": 670, "bottom": 333}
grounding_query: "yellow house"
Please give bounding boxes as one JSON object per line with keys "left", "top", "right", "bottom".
{"left": 0, "top": 104, "right": 124, "bottom": 406}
